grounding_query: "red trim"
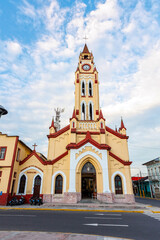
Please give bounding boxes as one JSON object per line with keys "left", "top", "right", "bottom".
{"left": 76, "top": 131, "right": 100, "bottom": 135}
{"left": 81, "top": 95, "right": 86, "bottom": 97}
{"left": 70, "top": 109, "right": 78, "bottom": 121}
{"left": 0, "top": 193, "right": 8, "bottom": 205}
{"left": 88, "top": 96, "right": 93, "bottom": 98}
{"left": 98, "top": 110, "right": 105, "bottom": 121}
{"left": 20, "top": 151, "right": 46, "bottom": 166}
{"left": 100, "top": 129, "right": 105, "bottom": 134}
{"left": 106, "top": 126, "right": 129, "bottom": 139}
{"left": 67, "top": 131, "right": 111, "bottom": 150}
{"left": 96, "top": 110, "right": 99, "bottom": 115}
{"left": 109, "top": 152, "right": 132, "bottom": 166}
{"left": 47, "top": 125, "right": 70, "bottom": 138}
{"left": 20, "top": 150, "right": 68, "bottom": 166}
{"left": 76, "top": 110, "right": 79, "bottom": 115}
{"left": 77, "top": 73, "right": 79, "bottom": 83}
{"left": 7, "top": 137, "right": 19, "bottom": 195}
{"left": 20, "top": 165, "right": 44, "bottom": 172}
{"left": 0, "top": 171, "right": 2, "bottom": 177}
{"left": 0, "top": 146, "right": 7, "bottom": 160}
{"left": 47, "top": 151, "right": 68, "bottom": 165}
{"left": 82, "top": 63, "right": 91, "bottom": 71}
{"left": 95, "top": 80, "right": 98, "bottom": 84}
{"left": 49, "top": 118, "right": 55, "bottom": 129}
{"left": 71, "top": 128, "right": 76, "bottom": 133}
{"left": 0, "top": 166, "right": 11, "bottom": 168}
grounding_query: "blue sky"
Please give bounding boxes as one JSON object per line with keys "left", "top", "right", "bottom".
{"left": 0, "top": 0, "right": 160, "bottom": 176}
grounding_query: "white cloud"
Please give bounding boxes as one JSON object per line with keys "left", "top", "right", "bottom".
{"left": 20, "top": 0, "right": 36, "bottom": 18}
{"left": 1, "top": 0, "right": 160, "bottom": 171}
{"left": 6, "top": 41, "right": 22, "bottom": 57}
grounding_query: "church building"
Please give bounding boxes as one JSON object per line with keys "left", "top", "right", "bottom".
{"left": 0, "top": 44, "right": 134, "bottom": 205}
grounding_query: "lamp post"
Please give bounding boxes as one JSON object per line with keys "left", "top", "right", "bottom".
{"left": 0, "top": 105, "right": 8, "bottom": 118}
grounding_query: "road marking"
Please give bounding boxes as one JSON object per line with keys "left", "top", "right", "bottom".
{"left": 85, "top": 217, "right": 122, "bottom": 220}
{"left": 83, "top": 223, "right": 128, "bottom": 227}
{"left": 95, "top": 213, "right": 122, "bottom": 216}
{"left": 143, "top": 212, "right": 160, "bottom": 221}
{"left": 0, "top": 214, "right": 36, "bottom": 217}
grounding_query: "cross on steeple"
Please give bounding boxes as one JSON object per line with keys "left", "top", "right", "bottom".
{"left": 32, "top": 143, "right": 37, "bottom": 151}
{"left": 83, "top": 35, "right": 88, "bottom": 43}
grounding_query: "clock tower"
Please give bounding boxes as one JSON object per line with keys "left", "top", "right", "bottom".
{"left": 75, "top": 44, "right": 100, "bottom": 121}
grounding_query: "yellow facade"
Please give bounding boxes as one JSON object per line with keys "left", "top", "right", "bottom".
{"left": 0, "top": 44, "right": 134, "bottom": 205}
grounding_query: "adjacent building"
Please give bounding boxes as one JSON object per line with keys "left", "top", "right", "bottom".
{"left": 0, "top": 44, "right": 134, "bottom": 205}
{"left": 143, "top": 157, "right": 160, "bottom": 198}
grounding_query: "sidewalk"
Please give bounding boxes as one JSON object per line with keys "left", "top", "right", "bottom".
{"left": 0, "top": 231, "right": 133, "bottom": 240}
{"left": 0, "top": 200, "right": 159, "bottom": 212}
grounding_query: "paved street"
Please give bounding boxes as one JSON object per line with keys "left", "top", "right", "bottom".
{"left": 135, "top": 196, "right": 160, "bottom": 208}
{"left": 0, "top": 209, "right": 160, "bottom": 240}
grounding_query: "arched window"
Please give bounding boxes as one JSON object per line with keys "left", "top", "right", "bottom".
{"left": 33, "top": 175, "right": 41, "bottom": 198}
{"left": 81, "top": 102, "right": 86, "bottom": 120}
{"left": 88, "top": 81, "right": 93, "bottom": 96}
{"left": 81, "top": 81, "right": 85, "bottom": 96}
{"left": 72, "top": 121, "right": 75, "bottom": 128}
{"left": 18, "top": 175, "right": 26, "bottom": 194}
{"left": 115, "top": 175, "right": 123, "bottom": 194}
{"left": 101, "top": 122, "right": 103, "bottom": 128}
{"left": 89, "top": 102, "right": 93, "bottom": 120}
{"left": 55, "top": 175, "right": 63, "bottom": 194}
{"left": 82, "top": 162, "right": 96, "bottom": 174}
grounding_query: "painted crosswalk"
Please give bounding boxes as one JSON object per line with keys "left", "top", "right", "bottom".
{"left": 143, "top": 211, "right": 160, "bottom": 221}
{"left": 83, "top": 213, "right": 128, "bottom": 228}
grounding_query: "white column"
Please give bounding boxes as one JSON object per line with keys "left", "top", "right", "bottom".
{"left": 101, "top": 150, "right": 110, "bottom": 193}
{"left": 68, "top": 149, "right": 76, "bottom": 192}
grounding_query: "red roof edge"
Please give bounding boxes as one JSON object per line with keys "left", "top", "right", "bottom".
{"left": 20, "top": 151, "right": 47, "bottom": 166}
{"left": 119, "top": 118, "right": 127, "bottom": 131}
{"left": 47, "top": 151, "right": 68, "bottom": 165}
{"left": 66, "top": 131, "right": 111, "bottom": 150}
{"left": 98, "top": 109, "right": 105, "bottom": 121}
{"left": 109, "top": 152, "right": 132, "bottom": 166}
{"left": 105, "top": 126, "right": 129, "bottom": 139}
{"left": 48, "top": 125, "right": 70, "bottom": 138}
{"left": 49, "top": 117, "right": 55, "bottom": 129}
{"left": 82, "top": 44, "right": 90, "bottom": 54}
{"left": 70, "top": 108, "right": 77, "bottom": 120}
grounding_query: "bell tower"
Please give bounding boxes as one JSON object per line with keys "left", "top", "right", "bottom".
{"left": 74, "top": 44, "right": 100, "bottom": 121}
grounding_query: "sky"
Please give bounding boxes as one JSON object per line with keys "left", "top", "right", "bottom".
{"left": 0, "top": 0, "right": 160, "bottom": 177}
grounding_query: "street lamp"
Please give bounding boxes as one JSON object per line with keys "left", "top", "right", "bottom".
{"left": 0, "top": 105, "right": 8, "bottom": 118}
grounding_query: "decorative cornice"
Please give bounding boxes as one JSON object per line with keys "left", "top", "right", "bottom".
{"left": 109, "top": 152, "right": 132, "bottom": 166}
{"left": 46, "top": 151, "right": 68, "bottom": 165}
{"left": 106, "top": 126, "right": 129, "bottom": 139}
{"left": 47, "top": 125, "right": 70, "bottom": 138}
{"left": 20, "top": 150, "right": 68, "bottom": 166}
{"left": 19, "top": 150, "right": 46, "bottom": 166}
{"left": 66, "top": 131, "right": 111, "bottom": 150}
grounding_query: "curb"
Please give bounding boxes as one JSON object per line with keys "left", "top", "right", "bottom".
{"left": 0, "top": 207, "right": 144, "bottom": 213}
{"left": 152, "top": 211, "right": 160, "bottom": 213}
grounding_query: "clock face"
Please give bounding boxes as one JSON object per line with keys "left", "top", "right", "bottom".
{"left": 82, "top": 64, "right": 90, "bottom": 71}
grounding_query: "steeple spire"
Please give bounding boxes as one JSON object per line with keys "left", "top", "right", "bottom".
{"left": 82, "top": 43, "right": 90, "bottom": 54}
{"left": 71, "top": 108, "right": 76, "bottom": 119}
{"left": 49, "top": 117, "right": 55, "bottom": 129}
{"left": 120, "top": 117, "right": 126, "bottom": 130}
{"left": 99, "top": 109, "right": 105, "bottom": 121}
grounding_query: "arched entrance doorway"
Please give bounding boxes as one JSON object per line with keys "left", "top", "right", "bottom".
{"left": 33, "top": 175, "right": 41, "bottom": 198}
{"left": 81, "top": 162, "right": 97, "bottom": 199}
